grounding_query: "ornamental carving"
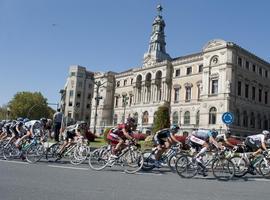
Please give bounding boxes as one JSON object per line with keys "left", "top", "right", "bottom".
{"left": 210, "top": 73, "right": 219, "bottom": 79}
{"left": 173, "top": 84, "right": 181, "bottom": 89}
{"left": 184, "top": 82, "right": 193, "bottom": 88}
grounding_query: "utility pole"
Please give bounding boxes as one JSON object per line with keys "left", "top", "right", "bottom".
{"left": 93, "top": 81, "right": 106, "bottom": 134}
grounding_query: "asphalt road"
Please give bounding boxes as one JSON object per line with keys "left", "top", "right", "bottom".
{"left": 0, "top": 159, "right": 270, "bottom": 200}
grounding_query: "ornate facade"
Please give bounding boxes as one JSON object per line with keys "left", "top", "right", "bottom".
{"left": 61, "top": 5, "right": 270, "bottom": 136}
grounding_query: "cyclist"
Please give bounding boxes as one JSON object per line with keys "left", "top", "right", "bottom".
{"left": 245, "top": 130, "right": 270, "bottom": 174}
{"left": 153, "top": 125, "right": 181, "bottom": 167}
{"left": 57, "top": 121, "right": 87, "bottom": 157}
{"left": 16, "top": 118, "right": 50, "bottom": 147}
{"left": 216, "top": 129, "right": 237, "bottom": 149}
{"left": 107, "top": 117, "right": 137, "bottom": 158}
{"left": 1, "top": 120, "right": 15, "bottom": 141}
{"left": 189, "top": 128, "right": 223, "bottom": 176}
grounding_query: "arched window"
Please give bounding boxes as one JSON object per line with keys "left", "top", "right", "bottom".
{"left": 209, "top": 107, "right": 217, "bottom": 124}
{"left": 172, "top": 111, "right": 179, "bottom": 125}
{"left": 250, "top": 112, "right": 255, "bottom": 128}
{"left": 133, "top": 112, "right": 138, "bottom": 124}
{"left": 184, "top": 111, "right": 190, "bottom": 125}
{"left": 155, "top": 71, "right": 162, "bottom": 101}
{"left": 136, "top": 75, "right": 142, "bottom": 103}
{"left": 243, "top": 111, "right": 248, "bottom": 127}
{"left": 196, "top": 110, "right": 200, "bottom": 126}
{"left": 113, "top": 114, "right": 118, "bottom": 126}
{"left": 145, "top": 73, "right": 152, "bottom": 102}
{"left": 142, "top": 111, "right": 149, "bottom": 125}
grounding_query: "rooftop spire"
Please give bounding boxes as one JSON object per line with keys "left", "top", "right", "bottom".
{"left": 143, "top": 5, "right": 171, "bottom": 67}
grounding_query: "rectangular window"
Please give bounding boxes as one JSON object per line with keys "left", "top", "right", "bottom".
{"left": 131, "top": 78, "right": 133, "bottom": 84}
{"left": 198, "top": 64, "right": 203, "bottom": 73}
{"left": 175, "top": 69, "right": 180, "bottom": 77}
{"left": 186, "top": 67, "right": 192, "bottom": 75}
{"left": 265, "top": 92, "right": 268, "bottom": 104}
{"left": 174, "top": 88, "right": 179, "bottom": 102}
{"left": 237, "top": 81, "right": 242, "bottom": 96}
{"left": 77, "top": 92, "right": 81, "bottom": 98}
{"left": 245, "top": 61, "right": 249, "bottom": 70}
{"left": 86, "top": 104, "right": 90, "bottom": 109}
{"left": 252, "top": 86, "right": 256, "bottom": 100}
{"left": 252, "top": 64, "right": 256, "bottom": 72}
{"left": 211, "top": 80, "right": 218, "bottom": 94}
{"left": 197, "top": 86, "right": 201, "bottom": 99}
{"left": 69, "top": 90, "right": 74, "bottom": 97}
{"left": 115, "top": 97, "right": 119, "bottom": 107}
{"left": 78, "top": 81, "right": 83, "bottom": 88}
{"left": 238, "top": 57, "right": 242, "bottom": 66}
{"left": 69, "top": 102, "right": 72, "bottom": 107}
{"left": 70, "top": 72, "right": 76, "bottom": 77}
{"left": 87, "top": 93, "right": 91, "bottom": 99}
{"left": 259, "top": 89, "right": 262, "bottom": 102}
{"left": 124, "top": 80, "right": 127, "bottom": 86}
{"left": 245, "top": 84, "right": 249, "bottom": 98}
{"left": 259, "top": 68, "right": 262, "bottom": 76}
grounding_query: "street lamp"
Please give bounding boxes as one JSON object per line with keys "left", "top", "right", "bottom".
{"left": 93, "top": 80, "right": 107, "bottom": 134}
{"left": 122, "top": 95, "right": 129, "bottom": 123}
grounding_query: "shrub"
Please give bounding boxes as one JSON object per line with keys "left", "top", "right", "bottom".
{"left": 152, "top": 105, "right": 170, "bottom": 134}
{"left": 103, "top": 127, "right": 112, "bottom": 143}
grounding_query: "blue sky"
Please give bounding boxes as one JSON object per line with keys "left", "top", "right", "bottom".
{"left": 0, "top": 0, "right": 270, "bottom": 107}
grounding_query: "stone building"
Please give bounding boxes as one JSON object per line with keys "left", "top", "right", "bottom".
{"left": 60, "top": 5, "right": 270, "bottom": 136}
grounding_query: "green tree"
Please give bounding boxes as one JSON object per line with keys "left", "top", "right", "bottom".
{"left": 152, "top": 105, "right": 170, "bottom": 134}
{"left": 0, "top": 105, "right": 8, "bottom": 120}
{"left": 8, "top": 91, "right": 54, "bottom": 120}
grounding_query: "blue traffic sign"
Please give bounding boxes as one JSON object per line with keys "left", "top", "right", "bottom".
{"left": 222, "top": 112, "right": 234, "bottom": 125}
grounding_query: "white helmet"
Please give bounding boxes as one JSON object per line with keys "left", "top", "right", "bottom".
{"left": 262, "top": 130, "right": 270, "bottom": 135}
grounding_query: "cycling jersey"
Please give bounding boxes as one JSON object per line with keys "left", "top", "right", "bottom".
{"left": 192, "top": 129, "right": 213, "bottom": 141}
{"left": 247, "top": 134, "right": 265, "bottom": 143}
{"left": 24, "top": 120, "right": 43, "bottom": 136}
{"left": 216, "top": 133, "right": 227, "bottom": 142}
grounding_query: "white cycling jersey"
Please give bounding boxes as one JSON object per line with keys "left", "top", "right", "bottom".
{"left": 247, "top": 134, "right": 265, "bottom": 143}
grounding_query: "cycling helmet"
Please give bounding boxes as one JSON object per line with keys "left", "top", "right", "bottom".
{"left": 40, "top": 118, "right": 48, "bottom": 125}
{"left": 225, "top": 129, "right": 232, "bottom": 137}
{"left": 211, "top": 129, "right": 218, "bottom": 138}
{"left": 171, "top": 125, "right": 180, "bottom": 134}
{"left": 262, "top": 130, "right": 270, "bottom": 135}
{"left": 127, "top": 117, "right": 136, "bottom": 125}
{"left": 23, "top": 118, "right": 30, "bottom": 123}
{"left": 17, "top": 117, "right": 24, "bottom": 121}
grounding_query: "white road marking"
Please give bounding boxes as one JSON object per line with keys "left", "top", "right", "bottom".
{"left": 122, "top": 172, "right": 162, "bottom": 176}
{"left": 0, "top": 159, "right": 29, "bottom": 165}
{"left": 48, "top": 165, "right": 89, "bottom": 171}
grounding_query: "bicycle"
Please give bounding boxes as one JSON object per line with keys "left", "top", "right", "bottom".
{"left": 175, "top": 147, "right": 235, "bottom": 181}
{"left": 52, "top": 137, "right": 90, "bottom": 165}
{"left": 142, "top": 143, "right": 182, "bottom": 171}
{"left": 230, "top": 145, "right": 270, "bottom": 178}
{"left": 89, "top": 140, "right": 144, "bottom": 174}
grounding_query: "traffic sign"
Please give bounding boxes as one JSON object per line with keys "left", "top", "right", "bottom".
{"left": 222, "top": 112, "right": 234, "bottom": 125}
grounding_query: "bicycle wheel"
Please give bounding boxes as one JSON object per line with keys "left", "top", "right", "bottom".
{"left": 141, "top": 150, "right": 155, "bottom": 171}
{"left": 122, "top": 149, "right": 144, "bottom": 174}
{"left": 175, "top": 155, "right": 197, "bottom": 178}
{"left": 0, "top": 140, "right": 9, "bottom": 159}
{"left": 70, "top": 145, "right": 90, "bottom": 165}
{"left": 26, "top": 143, "right": 45, "bottom": 163}
{"left": 3, "top": 143, "right": 20, "bottom": 160}
{"left": 230, "top": 155, "right": 248, "bottom": 177}
{"left": 259, "top": 157, "right": 270, "bottom": 178}
{"left": 168, "top": 153, "right": 183, "bottom": 172}
{"left": 88, "top": 148, "right": 110, "bottom": 170}
{"left": 46, "top": 143, "right": 61, "bottom": 162}
{"left": 212, "top": 158, "right": 235, "bottom": 181}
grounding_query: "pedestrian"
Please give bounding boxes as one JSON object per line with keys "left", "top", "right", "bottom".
{"left": 53, "top": 108, "right": 63, "bottom": 142}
